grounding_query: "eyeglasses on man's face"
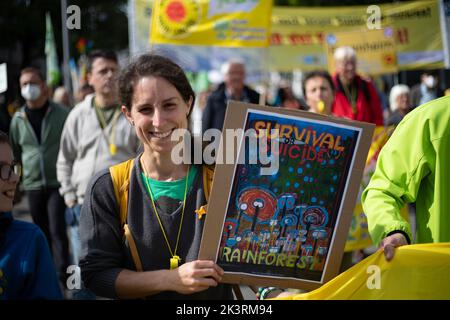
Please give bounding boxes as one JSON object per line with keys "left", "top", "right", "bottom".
{"left": 0, "top": 162, "right": 21, "bottom": 181}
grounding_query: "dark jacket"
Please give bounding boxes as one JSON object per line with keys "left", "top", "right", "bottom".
{"left": 79, "top": 159, "right": 233, "bottom": 300}
{"left": 410, "top": 83, "right": 444, "bottom": 109}
{"left": 9, "top": 102, "right": 68, "bottom": 190}
{"left": 386, "top": 110, "right": 406, "bottom": 126}
{"left": 202, "top": 83, "right": 260, "bottom": 134}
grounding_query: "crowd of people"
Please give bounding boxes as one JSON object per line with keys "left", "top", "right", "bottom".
{"left": 0, "top": 45, "right": 449, "bottom": 300}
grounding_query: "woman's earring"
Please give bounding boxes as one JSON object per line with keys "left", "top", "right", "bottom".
{"left": 131, "top": 120, "right": 135, "bottom": 126}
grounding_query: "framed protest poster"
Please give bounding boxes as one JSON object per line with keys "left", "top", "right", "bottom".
{"left": 199, "top": 102, "right": 374, "bottom": 290}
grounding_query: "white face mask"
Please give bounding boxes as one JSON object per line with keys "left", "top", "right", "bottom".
{"left": 424, "top": 76, "right": 436, "bottom": 88}
{"left": 21, "top": 84, "right": 41, "bottom": 101}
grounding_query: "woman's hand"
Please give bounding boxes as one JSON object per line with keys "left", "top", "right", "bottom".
{"left": 379, "top": 233, "right": 408, "bottom": 261}
{"left": 167, "top": 260, "right": 224, "bottom": 294}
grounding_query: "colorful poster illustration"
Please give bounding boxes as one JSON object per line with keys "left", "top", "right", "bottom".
{"left": 216, "top": 110, "right": 362, "bottom": 283}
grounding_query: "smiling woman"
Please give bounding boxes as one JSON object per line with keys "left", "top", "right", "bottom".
{"left": 0, "top": 133, "right": 19, "bottom": 213}
{"left": 123, "top": 76, "right": 192, "bottom": 159}
{"left": 0, "top": 131, "right": 62, "bottom": 300}
{"left": 78, "top": 54, "right": 233, "bottom": 300}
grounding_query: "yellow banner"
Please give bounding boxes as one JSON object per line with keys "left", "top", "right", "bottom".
{"left": 276, "top": 243, "right": 450, "bottom": 300}
{"left": 131, "top": 0, "right": 154, "bottom": 54}
{"left": 150, "top": 0, "right": 273, "bottom": 47}
{"left": 325, "top": 29, "right": 398, "bottom": 76}
{"left": 270, "top": 0, "right": 446, "bottom": 71}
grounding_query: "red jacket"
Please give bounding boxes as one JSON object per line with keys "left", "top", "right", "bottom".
{"left": 332, "top": 74, "right": 384, "bottom": 125}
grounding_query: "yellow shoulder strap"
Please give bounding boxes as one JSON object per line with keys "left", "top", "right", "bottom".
{"left": 112, "top": 162, "right": 215, "bottom": 223}
{"left": 124, "top": 224, "right": 143, "bottom": 272}
{"left": 202, "top": 164, "right": 215, "bottom": 201}
{"left": 110, "top": 159, "right": 144, "bottom": 272}
{"left": 110, "top": 162, "right": 215, "bottom": 272}
{"left": 109, "top": 158, "right": 134, "bottom": 226}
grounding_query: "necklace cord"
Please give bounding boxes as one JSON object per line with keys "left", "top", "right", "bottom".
{"left": 342, "top": 82, "right": 357, "bottom": 114}
{"left": 141, "top": 157, "right": 190, "bottom": 259}
{"left": 94, "top": 102, "right": 121, "bottom": 153}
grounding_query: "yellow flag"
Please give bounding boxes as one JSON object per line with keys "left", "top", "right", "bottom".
{"left": 269, "top": 0, "right": 445, "bottom": 71}
{"left": 275, "top": 243, "right": 450, "bottom": 300}
{"left": 325, "top": 29, "right": 398, "bottom": 76}
{"left": 150, "top": 0, "right": 273, "bottom": 47}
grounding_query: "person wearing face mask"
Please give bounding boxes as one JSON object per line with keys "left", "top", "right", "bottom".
{"left": 9, "top": 67, "right": 70, "bottom": 288}
{"left": 0, "top": 130, "right": 62, "bottom": 300}
{"left": 410, "top": 70, "right": 444, "bottom": 109}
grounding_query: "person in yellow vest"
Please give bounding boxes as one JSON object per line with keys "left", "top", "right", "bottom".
{"left": 363, "top": 95, "right": 450, "bottom": 260}
{"left": 78, "top": 54, "right": 232, "bottom": 300}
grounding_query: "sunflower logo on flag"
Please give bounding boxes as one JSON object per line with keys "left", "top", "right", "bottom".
{"left": 156, "top": 0, "right": 201, "bottom": 39}
{"left": 382, "top": 53, "right": 396, "bottom": 66}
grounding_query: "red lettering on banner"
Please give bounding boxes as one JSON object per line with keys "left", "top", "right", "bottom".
{"left": 270, "top": 33, "right": 326, "bottom": 46}
{"left": 315, "top": 32, "right": 325, "bottom": 44}
{"left": 288, "top": 145, "right": 301, "bottom": 159}
{"left": 270, "top": 33, "right": 282, "bottom": 45}
{"left": 396, "top": 27, "right": 409, "bottom": 45}
{"left": 289, "top": 33, "right": 313, "bottom": 45}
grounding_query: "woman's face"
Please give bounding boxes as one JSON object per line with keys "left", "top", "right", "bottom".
{"left": 304, "top": 76, "right": 334, "bottom": 114}
{"left": 0, "top": 143, "right": 20, "bottom": 212}
{"left": 123, "top": 76, "right": 191, "bottom": 156}
{"left": 396, "top": 93, "right": 410, "bottom": 112}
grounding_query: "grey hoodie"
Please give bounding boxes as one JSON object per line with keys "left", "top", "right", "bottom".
{"left": 56, "top": 94, "right": 140, "bottom": 205}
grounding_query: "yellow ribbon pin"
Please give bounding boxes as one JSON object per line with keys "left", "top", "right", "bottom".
{"left": 195, "top": 205, "right": 207, "bottom": 219}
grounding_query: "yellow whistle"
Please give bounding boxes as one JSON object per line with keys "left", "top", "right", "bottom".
{"left": 170, "top": 256, "right": 181, "bottom": 269}
{"left": 317, "top": 101, "right": 325, "bottom": 114}
{"left": 109, "top": 143, "right": 117, "bottom": 155}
